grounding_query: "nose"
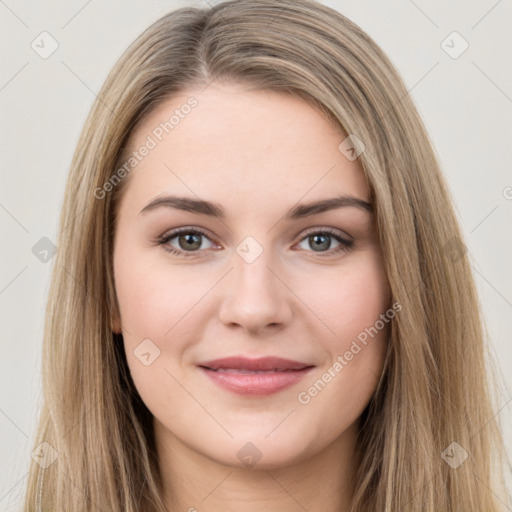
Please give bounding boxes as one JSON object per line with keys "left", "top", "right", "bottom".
{"left": 218, "top": 244, "right": 293, "bottom": 335}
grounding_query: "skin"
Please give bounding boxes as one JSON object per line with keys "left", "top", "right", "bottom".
{"left": 112, "top": 82, "right": 391, "bottom": 512}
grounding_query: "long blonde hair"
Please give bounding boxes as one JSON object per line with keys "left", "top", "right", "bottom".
{"left": 22, "top": 1, "right": 510, "bottom": 510}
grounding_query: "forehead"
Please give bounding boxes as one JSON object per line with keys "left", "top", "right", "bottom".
{"left": 119, "top": 83, "right": 369, "bottom": 214}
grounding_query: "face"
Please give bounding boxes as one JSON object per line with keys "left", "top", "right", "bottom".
{"left": 112, "top": 82, "right": 391, "bottom": 469}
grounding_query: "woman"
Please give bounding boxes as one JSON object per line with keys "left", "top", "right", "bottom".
{"left": 22, "top": 0, "right": 510, "bottom": 510}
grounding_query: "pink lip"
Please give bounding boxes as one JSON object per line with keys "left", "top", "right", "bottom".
{"left": 197, "top": 356, "right": 315, "bottom": 396}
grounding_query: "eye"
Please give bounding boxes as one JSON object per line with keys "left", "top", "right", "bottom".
{"left": 157, "top": 228, "right": 217, "bottom": 256}
{"left": 294, "top": 228, "right": 354, "bottom": 257}
{"left": 156, "top": 227, "right": 354, "bottom": 258}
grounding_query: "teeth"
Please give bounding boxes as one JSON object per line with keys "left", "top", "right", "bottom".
{"left": 213, "top": 368, "right": 289, "bottom": 374}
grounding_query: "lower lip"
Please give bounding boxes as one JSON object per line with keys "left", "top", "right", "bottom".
{"left": 199, "top": 367, "right": 314, "bottom": 396}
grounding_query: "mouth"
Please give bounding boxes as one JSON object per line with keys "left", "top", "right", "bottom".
{"left": 197, "top": 356, "right": 315, "bottom": 396}
{"left": 206, "top": 368, "right": 303, "bottom": 374}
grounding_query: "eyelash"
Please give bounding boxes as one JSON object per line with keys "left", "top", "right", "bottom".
{"left": 156, "top": 227, "right": 354, "bottom": 259}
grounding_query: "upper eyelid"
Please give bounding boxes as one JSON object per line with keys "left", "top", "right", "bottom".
{"left": 161, "top": 226, "right": 217, "bottom": 244}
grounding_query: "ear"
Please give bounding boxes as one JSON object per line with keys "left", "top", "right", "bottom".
{"left": 111, "top": 310, "right": 122, "bottom": 334}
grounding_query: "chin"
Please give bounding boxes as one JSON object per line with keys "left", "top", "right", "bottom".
{"left": 201, "top": 430, "right": 315, "bottom": 470}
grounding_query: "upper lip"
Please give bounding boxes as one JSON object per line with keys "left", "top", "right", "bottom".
{"left": 197, "top": 356, "right": 314, "bottom": 371}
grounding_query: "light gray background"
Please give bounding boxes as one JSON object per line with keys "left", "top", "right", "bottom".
{"left": 1, "top": 0, "right": 511, "bottom": 509}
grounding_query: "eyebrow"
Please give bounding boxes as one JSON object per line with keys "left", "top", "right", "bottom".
{"left": 139, "top": 194, "right": 373, "bottom": 219}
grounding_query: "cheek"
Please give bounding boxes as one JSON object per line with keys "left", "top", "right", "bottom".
{"left": 313, "top": 251, "right": 390, "bottom": 346}
{"left": 114, "top": 245, "right": 197, "bottom": 339}
{"left": 115, "top": 272, "right": 169, "bottom": 339}
{"left": 307, "top": 251, "right": 390, "bottom": 398}
{"left": 113, "top": 247, "right": 215, "bottom": 386}
{"left": 293, "top": 258, "right": 390, "bottom": 444}
{"left": 113, "top": 253, "right": 198, "bottom": 417}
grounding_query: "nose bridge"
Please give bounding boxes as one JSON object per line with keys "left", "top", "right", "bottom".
{"left": 218, "top": 234, "right": 291, "bottom": 331}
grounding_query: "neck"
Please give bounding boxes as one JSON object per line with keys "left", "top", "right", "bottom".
{"left": 154, "top": 419, "right": 360, "bottom": 512}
